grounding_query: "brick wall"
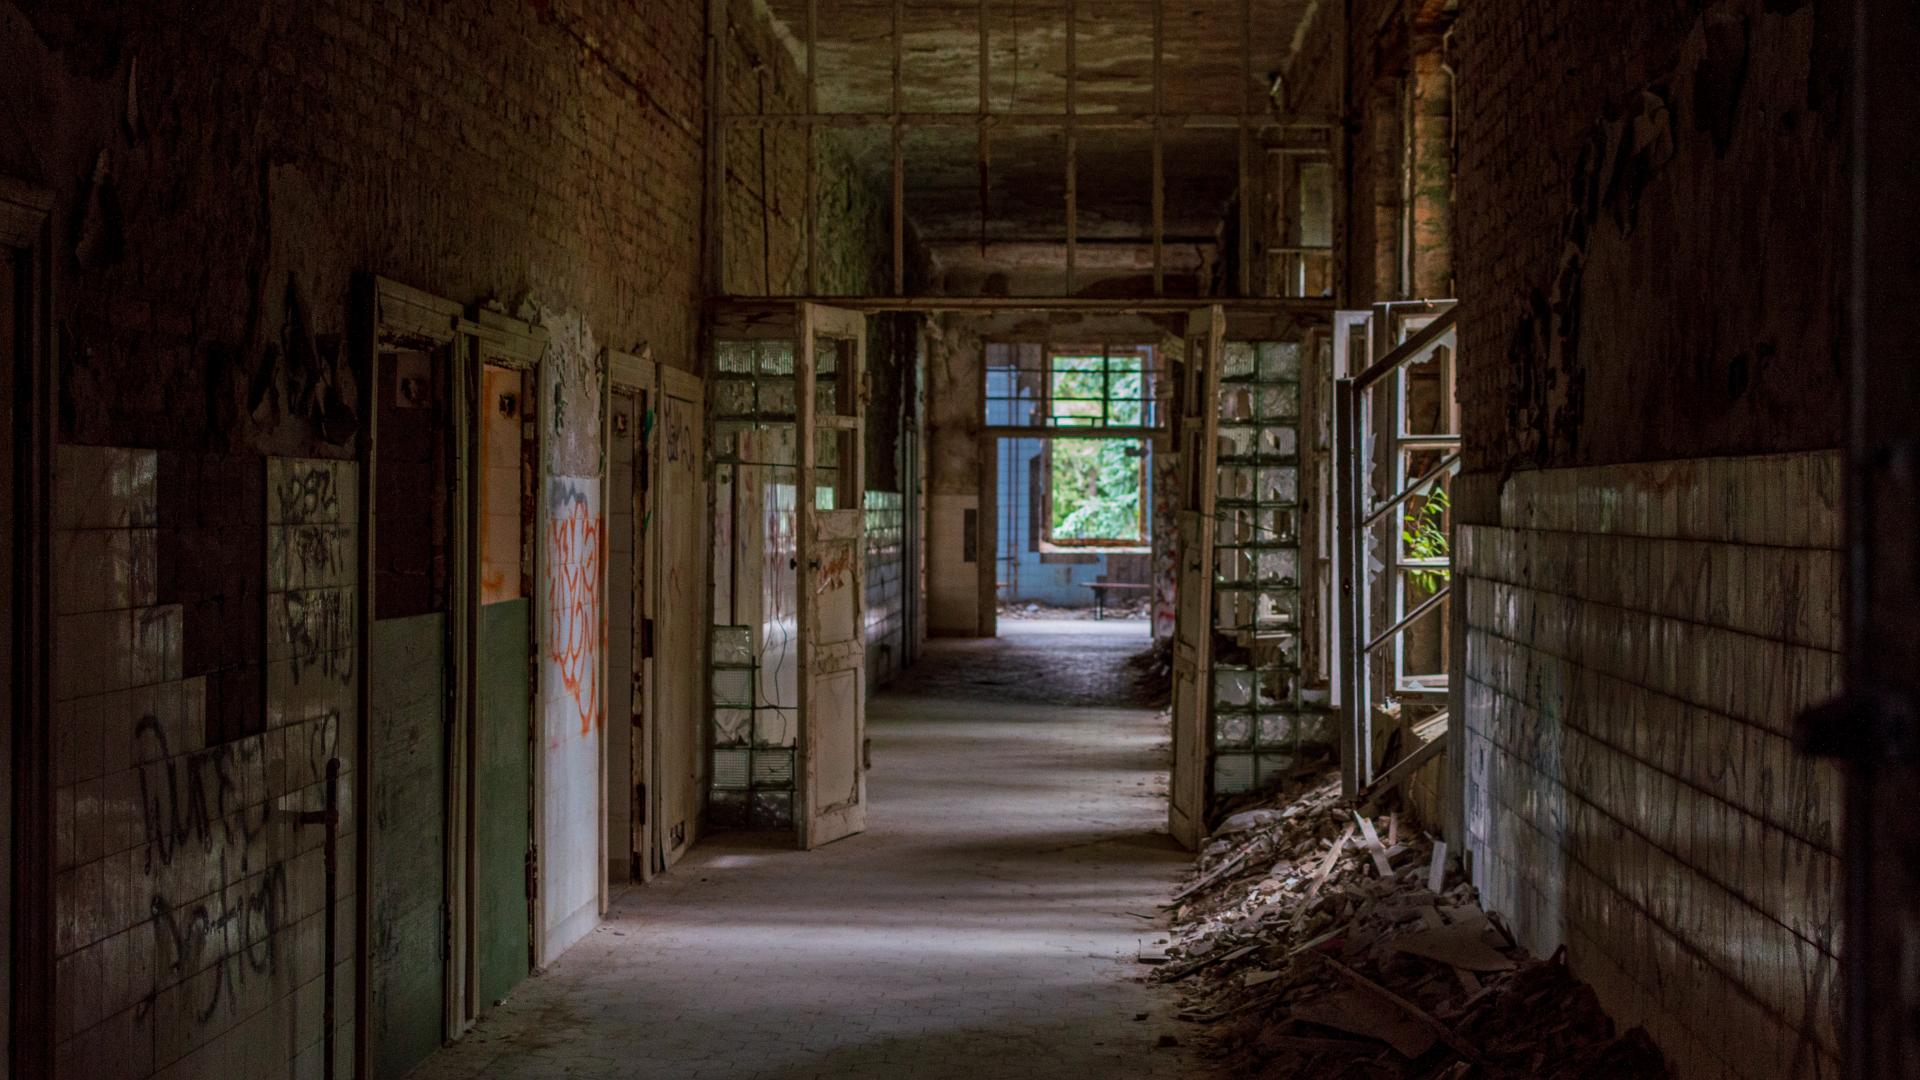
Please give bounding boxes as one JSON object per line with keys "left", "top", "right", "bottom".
{"left": 1285, "top": 0, "right": 1453, "bottom": 306}
{"left": 1458, "top": 452, "right": 1843, "bottom": 1080}
{"left": 1452, "top": 0, "right": 1848, "bottom": 473}
{"left": 3, "top": 0, "right": 711, "bottom": 1075}
{"left": 1445, "top": 5, "right": 1851, "bottom": 1073}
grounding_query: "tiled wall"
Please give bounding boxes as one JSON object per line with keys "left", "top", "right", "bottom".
{"left": 1458, "top": 451, "right": 1843, "bottom": 1080}
{"left": 865, "top": 491, "right": 907, "bottom": 688}
{"left": 54, "top": 448, "right": 356, "bottom": 1078}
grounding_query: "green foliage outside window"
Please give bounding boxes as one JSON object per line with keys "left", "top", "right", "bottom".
{"left": 1050, "top": 439, "right": 1146, "bottom": 543}
{"left": 1403, "top": 486, "right": 1451, "bottom": 592}
{"left": 1049, "top": 354, "right": 1147, "bottom": 427}
{"left": 1043, "top": 352, "right": 1151, "bottom": 545}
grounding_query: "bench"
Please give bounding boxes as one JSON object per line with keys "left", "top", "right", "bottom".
{"left": 1084, "top": 580, "right": 1151, "bottom": 620}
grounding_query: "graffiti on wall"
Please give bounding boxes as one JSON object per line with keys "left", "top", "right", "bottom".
{"left": 547, "top": 478, "right": 605, "bottom": 738}
{"left": 50, "top": 447, "right": 356, "bottom": 1071}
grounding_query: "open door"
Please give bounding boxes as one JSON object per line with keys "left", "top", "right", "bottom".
{"left": 1168, "top": 305, "right": 1224, "bottom": 850}
{"left": 796, "top": 303, "right": 868, "bottom": 849}
{"left": 653, "top": 364, "right": 705, "bottom": 869}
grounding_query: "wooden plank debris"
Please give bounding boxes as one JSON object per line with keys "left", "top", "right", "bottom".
{"left": 1290, "top": 987, "right": 1437, "bottom": 1059}
{"left": 1354, "top": 810, "right": 1395, "bottom": 877}
{"left": 1149, "top": 767, "right": 1669, "bottom": 1078}
{"left": 1393, "top": 921, "right": 1517, "bottom": 973}
{"left": 1319, "top": 953, "right": 1482, "bottom": 1063}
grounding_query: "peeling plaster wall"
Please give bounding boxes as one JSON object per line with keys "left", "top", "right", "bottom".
{"left": 536, "top": 310, "right": 605, "bottom": 966}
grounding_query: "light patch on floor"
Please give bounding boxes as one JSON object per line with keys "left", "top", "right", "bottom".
{"left": 409, "top": 627, "right": 1201, "bottom": 1079}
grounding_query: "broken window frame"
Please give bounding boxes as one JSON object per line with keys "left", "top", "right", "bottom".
{"left": 1332, "top": 301, "right": 1460, "bottom": 799}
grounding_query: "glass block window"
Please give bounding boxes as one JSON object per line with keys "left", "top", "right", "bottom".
{"left": 1208, "top": 340, "right": 1333, "bottom": 797}
{"left": 709, "top": 337, "right": 805, "bottom": 832}
{"left": 865, "top": 490, "right": 906, "bottom": 685}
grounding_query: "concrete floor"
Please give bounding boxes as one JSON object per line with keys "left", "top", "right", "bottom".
{"left": 408, "top": 619, "right": 1201, "bottom": 1079}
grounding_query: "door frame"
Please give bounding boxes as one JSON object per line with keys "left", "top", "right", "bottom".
{"left": 1168, "top": 304, "right": 1225, "bottom": 850}
{"left": 2, "top": 175, "right": 53, "bottom": 1080}
{"left": 605, "top": 348, "right": 658, "bottom": 887}
{"left": 657, "top": 362, "right": 705, "bottom": 869}
{"left": 455, "top": 310, "right": 546, "bottom": 1029}
{"left": 355, "top": 274, "right": 465, "bottom": 1075}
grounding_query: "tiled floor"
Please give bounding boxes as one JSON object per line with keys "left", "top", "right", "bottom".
{"left": 408, "top": 621, "right": 1201, "bottom": 1079}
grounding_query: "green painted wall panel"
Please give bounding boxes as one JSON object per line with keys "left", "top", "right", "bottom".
{"left": 477, "top": 598, "right": 533, "bottom": 1006}
{"left": 369, "top": 612, "right": 447, "bottom": 1080}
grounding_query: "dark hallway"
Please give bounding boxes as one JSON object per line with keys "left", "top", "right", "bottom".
{"left": 0, "top": 0, "right": 1904, "bottom": 1077}
{"left": 410, "top": 623, "right": 1193, "bottom": 1080}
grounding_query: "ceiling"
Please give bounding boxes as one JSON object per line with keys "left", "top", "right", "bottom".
{"left": 743, "top": 0, "right": 1323, "bottom": 288}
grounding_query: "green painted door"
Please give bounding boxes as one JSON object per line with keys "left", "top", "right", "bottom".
{"left": 370, "top": 612, "right": 448, "bottom": 1078}
{"left": 475, "top": 598, "right": 532, "bottom": 1004}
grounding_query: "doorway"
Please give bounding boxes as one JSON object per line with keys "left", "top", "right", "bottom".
{"left": 983, "top": 341, "right": 1164, "bottom": 632}
{"left": 465, "top": 314, "right": 544, "bottom": 1022}
{"left": 364, "top": 280, "right": 460, "bottom": 1079}
{"left": 604, "top": 348, "right": 709, "bottom": 885}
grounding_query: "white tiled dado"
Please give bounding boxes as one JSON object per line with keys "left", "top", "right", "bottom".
{"left": 52, "top": 448, "right": 358, "bottom": 1080}
{"left": 1460, "top": 450, "right": 1843, "bottom": 1080}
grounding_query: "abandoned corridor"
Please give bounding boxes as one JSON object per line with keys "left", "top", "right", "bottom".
{"left": 406, "top": 622, "right": 1196, "bottom": 1080}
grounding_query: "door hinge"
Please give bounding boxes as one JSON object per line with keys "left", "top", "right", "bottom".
{"left": 525, "top": 844, "right": 540, "bottom": 901}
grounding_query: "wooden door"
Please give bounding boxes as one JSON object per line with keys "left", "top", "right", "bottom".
{"left": 469, "top": 319, "right": 541, "bottom": 1017}
{"left": 653, "top": 365, "right": 705, "bottom": 870}
{"left": 797, "top": 304, "right": 868, "bottom": 849}
{"left": 604, "top": 348, "right": 656, "bottom": 884}
{"left": 365, "top": 279, "right": 461, "bottom": 1077}
{"left": 1169, "top": 305, "right": 1224, "bottom": 850}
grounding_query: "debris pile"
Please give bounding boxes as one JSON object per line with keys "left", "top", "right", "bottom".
{"left": 1126, "top": 636, "right": 1174, "bottom": 707}
{"left": 1145, "top": 772, "right": 1668, "bottom": 1079}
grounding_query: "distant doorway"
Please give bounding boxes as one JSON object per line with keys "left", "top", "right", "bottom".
{"left": 983, "top": 342, "right": 1167, "bottom": 633}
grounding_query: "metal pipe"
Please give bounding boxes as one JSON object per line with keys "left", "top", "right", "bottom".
{"left": 294, "top": 758, "right": 342, "bottom": 1080}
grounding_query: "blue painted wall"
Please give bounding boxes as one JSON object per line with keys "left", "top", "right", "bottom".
{"left": 988, "top": 366, "right": 1152, "bottom": 608}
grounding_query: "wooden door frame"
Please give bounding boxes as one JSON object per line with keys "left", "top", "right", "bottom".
{"left": 658, "top": 362, "right": 705, "bottom": 866}
{"left": 605, "top": 349, "right": 658, "bottom": 888}
{"left": 457, "top": 311, "right": 546, "bottom": 1029}
{"left": 2, "top": 175, "right": 54, "bottom": 1080}
{"left": 354, "top": 275, "right": 465, "bottom": 1074}
{"left": 1168, "top": 304, "right": 1224, "bottom": 850}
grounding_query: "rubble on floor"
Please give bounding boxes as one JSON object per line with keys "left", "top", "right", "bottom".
{"left": 1126, "top": 636, "right": 1173, "bottom": 708}
{"left": 1148, "top": 772, "right": 1669, "bottom": 1079}
{"left": 997, "top": 599, "right": 1153, "bottom": 620}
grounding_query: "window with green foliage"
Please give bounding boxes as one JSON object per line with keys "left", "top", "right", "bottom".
{"left": 1047, "top": 351, "right": 1151, "bottom": 428}
{"left": 1047, "top": 438, "right": 1147, "bottom": 545}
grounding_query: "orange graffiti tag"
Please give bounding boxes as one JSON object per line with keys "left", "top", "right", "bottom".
{"left": 547, "top": 490, "right": 605, "bottom": 737}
